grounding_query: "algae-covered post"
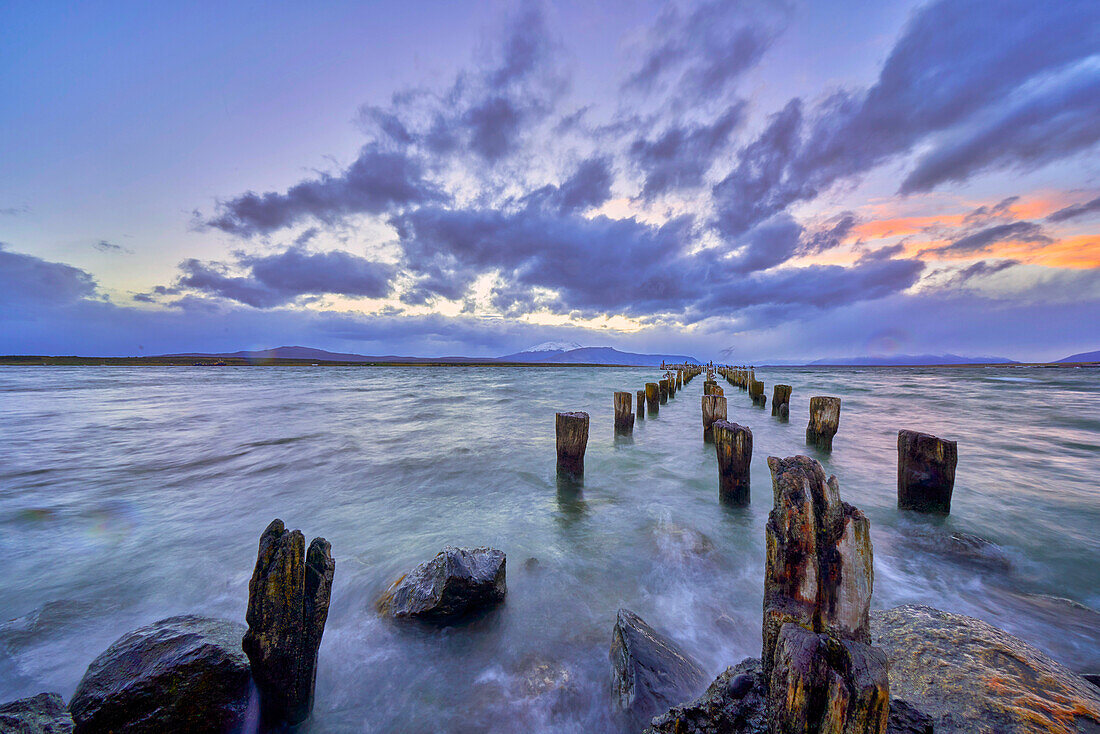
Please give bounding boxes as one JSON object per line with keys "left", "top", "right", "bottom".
{"left": 244, "top": 519, "right": 335, "bottom": 727}
{"left": 645, "top": 383, "right": 660, "bottom": 415}
{"left": 659, "top": 379, "right": 669, "bottom": 405}
{"left": 636, "top": 390, "right": 645, "bottom": 421}
{"left": 897, "top": 429, "right": 957, "bottom": 513}
{"left": 806, "top": 396, "right": 841, "bottom": 451}
{"left": 701, "top": 394, "right": 727, "bottom": 443}
{"left": 613, "top": 391, "right": 634, "bottom": 436}
{"left": 712, "top": 419, "right": 751, "bottom": 505}
{"left": 749, "top": 378, "right": 766, "bottom": 408}
{"left": 556, "top": 411, "right": 589, "bottom": 480}
{"left": 676, "top": 370, "right": 683, "bottom": 390}
{"left": 771, "top": 384, "right": 791, "bottom": 418}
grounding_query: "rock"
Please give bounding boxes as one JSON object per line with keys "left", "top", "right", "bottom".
{"left": 872, "top": 604, "right": 1100, "bottom": 733}
{"left": 653, "top": 520, "right": 715, "bottom": 564}
{"left": 1084, "top": 674, "right": 1100, "bottom": 690}
{"left": 767, "top": 622, "right": 889, "bottom": 734}
{"left": 887, "top": 698, "right": 934, "bottom": 734}
{"left": 243, "top": 518, "right": 335, "bottom": 726}
{"left": 763, "top": 455, "right": 874, "bottom": 678}
{"left": 779, "top": 402, "right": 789, "bottom": 420}
{"left": 897, "top": 429, "right": 957, "bottom": 513}
{"left": 645, "top": 657, "right": 767, "bottom": 734}
{"left": 806, "top": 396, "right": 841, "bottom": 451}
{"left": 68, "top": 615, "right": 252, "bottom": 734}
{"left": 611, "top": 609, "right": 708, "bottom": 729}
{"left": 0, "top": 692, "right": 74, "bottom": 733}
{"left": 523, "top": 557, "right": 541, "bottom": 572}
{"left": 378, "top": 546, "right": 506, "bottom": 621}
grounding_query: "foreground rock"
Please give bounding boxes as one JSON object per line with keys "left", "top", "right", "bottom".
{"left": 873, "top": 604, "right": 1100, "bottom": 733}
{"left": 0, "top": 692, "right": 74, "bottom": 733}
{"left": 243, "top": 518, "right": 335, "bottom": 726}
{"left": 611, "top": 609, "right": 708, "bottom": 729}
{"left": 886, "top": 698, "right": 934, "bottom": 734}
{"left": 69, "top": 615, "right": 251, "bottom": 734}
{"left": 378, "top": 546, "right": 506, "bottom": 621}
{"left": 645, "top": 657, "right": 767, "bottom": 734}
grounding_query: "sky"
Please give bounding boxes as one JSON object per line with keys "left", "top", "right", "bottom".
{"left": 1, "top": 0, "right": 1098, "bottom": 362}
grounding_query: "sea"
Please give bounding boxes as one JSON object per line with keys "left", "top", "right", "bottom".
{"left": 1, "top": 365, "right": 1098, "bottom": 732}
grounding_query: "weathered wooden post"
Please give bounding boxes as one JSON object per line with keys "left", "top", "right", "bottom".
{"left": 556, "top": 411, "right": 589, "bottom": 480}
{"left": 658, "top": 378, "right": 669, "bottom": 404}
{"left": 701, "top": 394, "right": 727, "bottom": 443}
{"left": 897, "top": 429, "right": 957, "bottom": 513}
{"left": 636, "top": 390, "right": 645, "bottom": 421}
{"left": 771, "top": 384, "right": 791, "bottom": 418}
{"left": 749, "top": 379, "right": 766, "bottom": 408}
{"left": 613, "top": 392, "right": 634, "bottom": 436}
{"left": 805, "top": 396, "right": 841, "bottom": 451}
{"left": 703, "top": 379, "right": 722, "bottom": 396}
{"left": 763, "top": 456, "right": 888, "bottom": 734}
{"left": 676, "top": 370, "right": 683, "bottom": 390}
{"left": 244, "top": 519, "right": 335, "bottom": 727}
{"left": 645, "top": 383, "right": 660, "bottom": 414}
{"left": 712, "top": 420, "right": 751, "bottom": 505}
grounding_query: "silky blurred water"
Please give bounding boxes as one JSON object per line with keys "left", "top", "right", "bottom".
{"left": 0, "top": 365, "right": 1098, "bottom": 732}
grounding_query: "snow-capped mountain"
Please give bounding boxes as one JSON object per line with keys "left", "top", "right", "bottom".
{"left": 519, "top": 341, "right": 585, "bottom": 353}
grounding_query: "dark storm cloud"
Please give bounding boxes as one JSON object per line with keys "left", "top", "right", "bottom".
{"left": 629, "top": 103, "right": 746, "bottom": 198}
{"left": 625, "top": 0, "right": 786, "bottom": 100}
{"left": 177, "top": 247, "right": 394, "bottom": 307}
{"left": 206, "top": 147, "right": 442, "bottom": 237}
{"left": 521, "top": 157, "right": 614, "bottom": 213}
{"left": 923, "top": 221, "right": 1052, "bottom": 257}
{"left": 1047, "top": 195, "right": 1100, "bottom": 223}
{"left": 798, "top": 212, "right": 858, "bottom": 256}
{"left": 0, "top": 243, "right": 97, "bottom": 307}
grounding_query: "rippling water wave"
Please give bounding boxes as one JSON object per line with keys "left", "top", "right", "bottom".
{"left": 1, "top": 365, "right": 1098, "bottom": 731}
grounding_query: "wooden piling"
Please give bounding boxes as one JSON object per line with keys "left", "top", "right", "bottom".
{"left": 771, "top": 385, "right": 792, "bottom": 418}
{"left": 636, "top": 390, "right": 645, "bottom": 421}
{"left": 712, "top": 420, "right": 752, "bottom": 505}
{"left": 556, "top": 411, "right": 589, "bottom": 479}
{"left": 701, "top": 394, "right": 727, "bottom": 443}
{"left": 806, "top": 396, "right": 841, "bottom": 451}
{"left": 749, "top": 379, "right": 766, "bottom": 408}
{"left": 613, "top": 392, "right": 634, "bottom": 436}
{"left": 645, "top": 383, "right": 660, "bottom": 414}
{"left": 659, "top": 379, "right": 669, "bottom": 404}
{"left": 897, "top": 429, "right": 957, "bottom": 513}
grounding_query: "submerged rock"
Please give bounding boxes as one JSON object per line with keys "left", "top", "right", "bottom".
{"left": 378, "top": 546, "right": 506, "bottom": 621}
{"left": 68, "top": 615, "right": 252, "bottom": 734}
{"left": 645, "top": 657, "right": 767, "bottom": 734}
{"left": 611, "top": 609, "right": 708, "bottom": 729}
{"left": 243, "top": 518, "right": 335, "bottom": 726}
{"left": 0, "top": 692, "right": 74, "bottom": 733}
{"left": 873, "top": 604, "right": 1100, "bottom": 733}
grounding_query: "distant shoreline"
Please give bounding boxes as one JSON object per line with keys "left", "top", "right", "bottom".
{"left": 1, "top": 355, "right": 1096, "bottom": 368}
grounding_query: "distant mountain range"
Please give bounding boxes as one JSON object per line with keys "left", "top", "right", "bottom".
{"left": 160, "top": 344, "right": 700, "bottom": 367}
{"left": 1055, "top": 349, "right": 1100, "bottom": 363}
{"left": 805, "top": 353, "right": 1018, "bottom": 366}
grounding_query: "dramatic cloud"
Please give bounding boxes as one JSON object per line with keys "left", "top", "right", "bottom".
{"left": 176, "top": 247, "right": 394, "bottom": 307}
{"left": 0, "top": 243, "right": 97, "bottom": 308}
{"left": 1047, "top": 195, "right": 1100, "bottom": 223}
{"left": 924, "top": 221, "right": 1052, "bottom": 257}
{"left": 629, "top": 104, "right": 746, "bottom": 198}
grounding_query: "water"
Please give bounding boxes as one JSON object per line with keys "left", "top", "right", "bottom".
{"left": 1, "top": 365, "right": 1098, "bottom": 731}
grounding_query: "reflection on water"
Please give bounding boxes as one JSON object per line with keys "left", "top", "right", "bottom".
{"left": 0, "top": 365, "right": 1098, "bottom": 731}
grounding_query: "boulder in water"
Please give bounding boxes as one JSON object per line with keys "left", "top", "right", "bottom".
{"left": 378, "top": 546, "right": 506, "bottom": 621}
{"left": 645, "top": 657, "right": 767, "bottom": 734}
{"left": 873, "top": 604, "right": 1100, "bottom": 733}
{"left": 68, "top": 615, "right": 252, "bottom": 734}
{"left": 0, "top": 692, "right": 74, "bottom": 733}
{"left": 611, "top": 609, "right": 708, "bottom": 728}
